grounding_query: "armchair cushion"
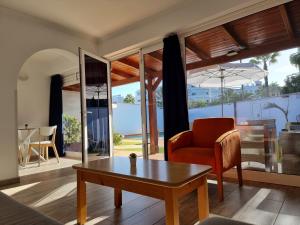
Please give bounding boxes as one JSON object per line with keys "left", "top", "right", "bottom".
{"left": 192, "top": 118, "right": 235, "bottom": 147}
{"left": 168, "top": 130, "right": 193, "bottom": 152}
{"left": 215, "top": 129, "right": 241, "bottom": 170}
{"left": 168, "top": 147, "right": 216, "bottom": 170}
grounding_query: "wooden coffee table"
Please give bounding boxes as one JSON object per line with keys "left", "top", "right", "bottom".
{"left": 73, "top": 157, "right": 211, "bottom": 225}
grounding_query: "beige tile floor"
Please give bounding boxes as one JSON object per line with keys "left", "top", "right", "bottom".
{"left": 19, "top": 157, "right": 81, "bottom": 177}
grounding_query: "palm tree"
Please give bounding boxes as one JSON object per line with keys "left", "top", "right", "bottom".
{"left": 264, "top": 102, "right": 288, "bottom": 122}
{"left": 290, "top": 48, "right": 300, "bottom": 72}
{"left": 250, "top": 52, "right": 280, "bottom": 97}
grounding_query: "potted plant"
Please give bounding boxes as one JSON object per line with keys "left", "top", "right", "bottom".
{"left": 129, "top": 152, "right": 137, "bottom": 168}
{"left": 63, "top": 114, "right": 81, "bottom": 152}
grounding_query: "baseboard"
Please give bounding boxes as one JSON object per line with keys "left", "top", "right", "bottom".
{"left": 222, "top": 169, "right": 300, "bottom": 187}
{"left": 0, "top": 177, "right": 20, "bottom": 188}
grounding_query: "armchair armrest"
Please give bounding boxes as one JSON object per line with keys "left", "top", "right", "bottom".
{"left": 168, "top": 130, "right": 193, "bottom": 153}
{"left": 214, "top": 129, "right": 241, "bottom": 170}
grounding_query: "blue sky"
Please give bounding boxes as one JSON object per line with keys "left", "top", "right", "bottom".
{"left": 112, "top": 82, "right": 140, "bottom": 96}
{"left": 243, "top": 48, "right": 299, "bottom": 86}
{"left": 112, "top": 47, "right": 299, "bottom": 97}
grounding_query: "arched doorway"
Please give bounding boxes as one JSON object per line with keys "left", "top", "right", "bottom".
{"left": 17, "top": 48, "right": 81, "bottom": 176}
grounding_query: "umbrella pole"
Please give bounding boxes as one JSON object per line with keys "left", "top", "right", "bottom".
{"left": 221, "top": 74, "right": 224, "bottom": 117}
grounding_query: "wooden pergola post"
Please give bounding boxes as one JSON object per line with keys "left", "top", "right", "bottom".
{"left": 146, "top": 74, "right": 162, "bottom": 155}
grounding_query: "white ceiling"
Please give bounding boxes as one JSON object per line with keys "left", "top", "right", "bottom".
{"left": 0, "top": 0, "right": 184, "bottom": 38}
{"left": 19, "top": 49, "right": 78, "bottom": 79}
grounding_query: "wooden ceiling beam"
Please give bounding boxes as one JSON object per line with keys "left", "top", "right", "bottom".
{"left": 117, "top": 57, "right": 161, "bottom": 78}
{"left": 186, "top": 38, "right": 300, "bottom": 70}
{"left": 111, "top": 76, "right": 140, "bottom": 87}
{"left": 148, "top": 51, "right": 163, "bottom": 62}
{"left": 63, "top": 84, "right": 80, "bottom": 92}
{"left": 153, "top": 77, "right": 162, "bottom": 90}
{"left": 185, "top": 39, "right": 210, "bottom": 60}
{"left": 111, "top": 68, "right": 136, "bottom": 79}
{"left": 146, "top": 69, "right": 162, "bottom": 79}
{"left": 111, "top": 73, "right": 129, "bottom": 80}
{"left": 221, "top": 25, "right": 248, "bottom": 49}
{"left": 118, "top": 58, "right": 139, "bottom": 70}
{"left": 111, "top": 76, "right": 119, "bottom": 81}
{"left": 279, "top": 5, "right": 294, "bottom": 40}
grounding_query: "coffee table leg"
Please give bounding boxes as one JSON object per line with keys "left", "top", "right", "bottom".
{"left": 77, "top": 172, "right": 87, "bottom": 225}
{"left": 198, "top": 176, "right": 209, "bottom": 221}
{"left": 165, "top": 190, "right": 179, "bottom": 225}
{"left": 114, "top": 188, "right": 122, "bottom": 208}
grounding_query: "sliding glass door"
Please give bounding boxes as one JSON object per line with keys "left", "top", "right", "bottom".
{"left": 110, "top": 53, "right": 143, "bottom": 158}
{"left": 140, "top": 47, "right": 164, "bottom": 160}
{"left": 79, "top": 49, "right": 112, "bottom": 163}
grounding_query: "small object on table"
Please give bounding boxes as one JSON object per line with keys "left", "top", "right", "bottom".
{"left": 25, "top": 124, "right": 28, "bottom": 129}
{"left": 129, "top": 153, "right": 137, "bottom": 167}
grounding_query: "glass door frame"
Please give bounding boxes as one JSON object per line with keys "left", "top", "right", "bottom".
{"left": 140, "top": 44, "right": 163, "bottom": 159}
{"left": 103, "top": 37, "right": 187, "bottom": 160}
{"left": 104, "top": 48, "right": 152, "bottom": 160}
{"left": 139, "top": 37, "right": 187, "bottom": 160}
{"left": 105, "top": 49, "right": 146, "bottom": 158}
{"left": 79, "top": 48, "right": 113, "bottom": 163}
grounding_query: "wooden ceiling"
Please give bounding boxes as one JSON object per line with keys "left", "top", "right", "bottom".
{"left": 186, "top": 1, "right": 300, "bottom": 70}
{"left": 64, "top": 1, "right": 300, "bottom": 91}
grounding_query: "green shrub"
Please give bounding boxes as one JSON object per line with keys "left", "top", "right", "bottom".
{"left": 63, "top": 114, "right": 81, "bottom": 146}
{"left": 113, "top": 133, "right": 123, "bottom": 145}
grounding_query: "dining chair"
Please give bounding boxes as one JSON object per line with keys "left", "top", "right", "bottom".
{"left": 28, "top": 126, "right": 60, "bottom": 163}
{"left": 18, "top": 129, "right": 37, "bottom": 166}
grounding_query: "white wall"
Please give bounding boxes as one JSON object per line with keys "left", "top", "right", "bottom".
{"left": 111, "top": 93, "right": 300, "bottom": 136}
{"left": 189, "top": 93, "right": 300, "bottom": 135}
{"left": 0, "top": 6, "right": 97, "bottom": 182}
{"left": 17, "top": 76, "right": 50, "bottom": 128}
{"left": 17, "top": 49, "right": 79, "bottom": 129}
{"left": 112, "top": 103, "right": 164, "bottom": 135}
{"left": 112, "top": 103, "right": 142, "bottom": 135}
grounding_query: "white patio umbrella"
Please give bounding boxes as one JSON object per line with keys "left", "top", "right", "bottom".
{"left": 187, "top": 63, "right": 267, "bottom": 116}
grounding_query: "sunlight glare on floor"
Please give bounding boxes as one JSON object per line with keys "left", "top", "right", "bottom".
{"left": 1, "top": 182, "right": 40, "bottom": 195}
{"left": 232, "top": 188, "right": 272, "bottom": 224}
{"left": 65, "top": 216, "right": 110, "bottom": 225}
{"left": 32, "top": 181, "right": 76, "bottom": 207}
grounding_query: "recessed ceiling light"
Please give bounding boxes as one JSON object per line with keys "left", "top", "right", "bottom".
{"left": 226, "top": 50, "right": 238, "bottom": 57}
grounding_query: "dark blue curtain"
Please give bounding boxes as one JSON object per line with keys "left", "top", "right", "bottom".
{"left": 162, "top": 34, "right": 189, "bottom": 161}
{"left": 49, "top": 74, "right": 64, "bottom": 156}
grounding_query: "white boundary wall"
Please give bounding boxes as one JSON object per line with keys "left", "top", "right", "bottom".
{"left": 110, "top": 93, "right": 300, "bottom": 136}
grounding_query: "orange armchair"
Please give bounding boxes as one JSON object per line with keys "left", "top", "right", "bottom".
{"left": 168, "top": 118, "right": 243, "bottom": 201}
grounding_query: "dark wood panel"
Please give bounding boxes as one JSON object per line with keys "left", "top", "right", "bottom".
{"left": 185, "top": 47, "right": 201, "bottom": 64}
{"left": 227, "top": 7, "right": 289, "bottom": 48}
{"left": 112, "top": 61, "right": 139, "bottom": 77}
{"left": 186, "top": 26, "right": 239, "bottom": 58}
{"left": 186, "top": 38, "right": 300, "bottom": 70}
{"left": 184, "top": 2, "right": 300, "bottom": 71}
{"left": 286, "top": 0, "right": 300, "bottom": 37}
{"left": 144, "top": 54, "right": 162, "bottom": 72}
